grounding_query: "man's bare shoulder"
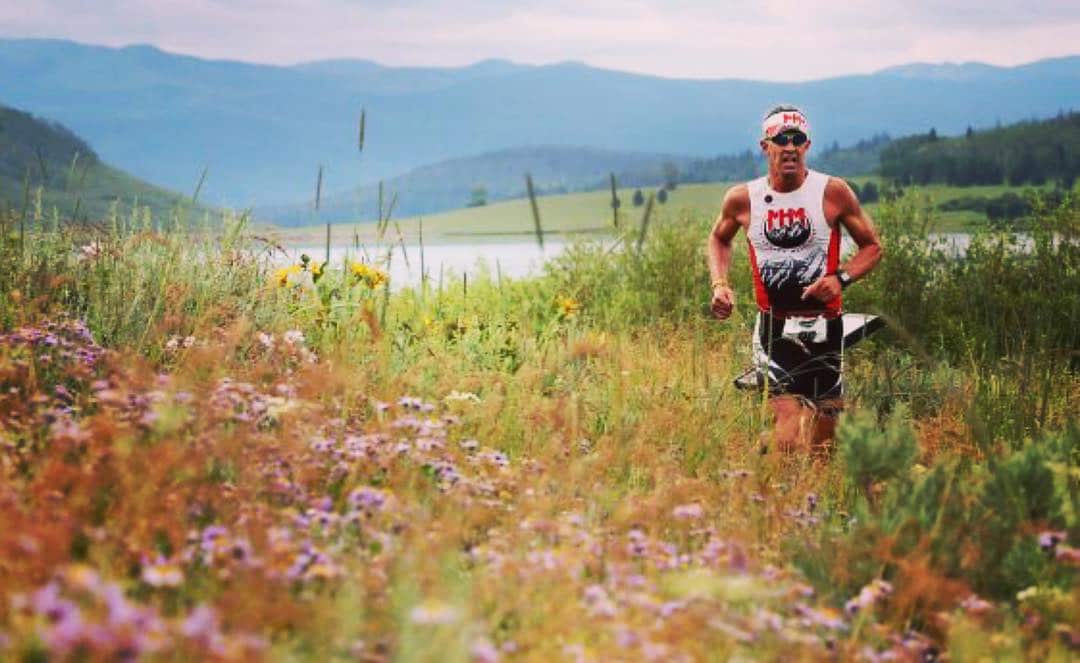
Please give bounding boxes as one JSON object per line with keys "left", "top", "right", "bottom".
{"left": 824, "top": 176, "right": 859, "bottom": 205}
{"left": 721, "top": 183, "right": 751, "bottom": 216}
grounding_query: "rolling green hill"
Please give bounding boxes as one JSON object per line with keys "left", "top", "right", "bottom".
{"left": 255, "top": 145, "right": 697, "bottom": 226}
{"left": 0, "top": 102, "right": 195, "bottom": 221}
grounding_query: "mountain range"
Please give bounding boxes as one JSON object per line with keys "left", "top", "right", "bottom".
{"left": 0, "top": 38, "right": 1077, "bottom": 211}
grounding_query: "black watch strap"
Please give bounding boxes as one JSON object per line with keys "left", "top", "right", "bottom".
{"left": 835, "top": 269, "right": 853, "bottom": 289}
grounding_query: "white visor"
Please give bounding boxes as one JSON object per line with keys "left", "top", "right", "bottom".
{"left": 762, "top": 110, "right": 810, "bottom": 140}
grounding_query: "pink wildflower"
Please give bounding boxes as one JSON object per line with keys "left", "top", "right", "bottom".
{"left": 672, "top": 503, "right": 704, "bottom": 520}
{"left": 1055, "top": 545, "right": 1080, "bottom": 566}
{"left": 471, "top": 637, "right": 500, "bottom": 663}
{"left": 844, "top": 579, "right": 893, "bottom": 616}
{"left": 960, "top": 594, "right": 994, "bottom": 616}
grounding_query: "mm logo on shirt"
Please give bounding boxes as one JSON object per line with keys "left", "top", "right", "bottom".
{"left": 765, "top": 207, "right": 812, "bottom": 248}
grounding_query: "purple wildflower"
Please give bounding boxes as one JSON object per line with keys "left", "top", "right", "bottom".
{"left": 627, "top": 529, "right": 648, "bottom": 557}
{"left": 1038, "top": 530, "right": 1067, "bottom": 550}
{"left": 398, "top": 396, "right": 422, "bottom": 410}
{"left": 181, "top": 604, "right": 219, "bottom": 643}
{"left": 349, "top": 487, "right": 387, "bottom": 512}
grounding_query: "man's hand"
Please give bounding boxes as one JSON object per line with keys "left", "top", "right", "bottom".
{"left": 711, "top": 285, "right": 735, "bottom": 320}
{"left": 801, "top": 275, "right": 841, "bottom": 303}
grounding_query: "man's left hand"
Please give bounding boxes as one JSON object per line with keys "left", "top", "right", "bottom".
{"left": 801, "top": 274, "right": 842, "bottom": 303}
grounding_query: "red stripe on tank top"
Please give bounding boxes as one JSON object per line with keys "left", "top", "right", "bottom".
{"left": 825, "top": 224, "right": 842, "bottom": 316}
{"left": 746, "top": 237, "right": 771, "bottom": 312}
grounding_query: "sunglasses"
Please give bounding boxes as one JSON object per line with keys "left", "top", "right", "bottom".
{"left": 769, "top": 131, "right": 808, "bottom": 147}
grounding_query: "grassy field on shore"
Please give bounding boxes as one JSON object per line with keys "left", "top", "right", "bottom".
{"left": 266, "top": 180, "right": 1059, "bottom": 246}
{"left": 0, "top": 189, "right": 1077, "bottom": 661}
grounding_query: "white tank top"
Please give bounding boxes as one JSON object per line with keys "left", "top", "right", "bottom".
{"left": 746, "top": 169, "right": 841, "bottom": 316}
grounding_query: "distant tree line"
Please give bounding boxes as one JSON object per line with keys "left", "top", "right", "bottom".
{"left": 938, "top": 189, "right": 1066, "bottom": 223}
{"left": 815, "top": 134, "right": 892, "bottom": 177}
{"left": 673, "top": 133, "right": 892, "bottom": 184}
{"left": 679, "top": 150, "right": 761, "bottom": 184}
{"left": 879, "top": 111, "right": 1080, "bottom": 188}
{"left": 846, "top": 180, "right": 880, "bottom": 204}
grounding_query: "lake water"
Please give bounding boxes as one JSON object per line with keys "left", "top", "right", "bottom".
{"left": 281, "top": 240, "right": 574, "bottom": 288}
{"left": 280, "top": 233, "right": 990, "bottom": 289}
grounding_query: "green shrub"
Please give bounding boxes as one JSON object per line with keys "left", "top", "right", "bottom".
{"left": 793, "top": 415, "right": 1078, "bottom": 604}
{"left": 839, "top": 405, "right": 918, "bottom": 499}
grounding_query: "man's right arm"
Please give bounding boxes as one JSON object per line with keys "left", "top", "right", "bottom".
{"left": 707, "top": 184, "right": 748, "bottom": 321}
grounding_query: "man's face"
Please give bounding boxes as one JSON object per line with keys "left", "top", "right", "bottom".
{"left": 760, "top": 130, "right": 811, "bottom": 178}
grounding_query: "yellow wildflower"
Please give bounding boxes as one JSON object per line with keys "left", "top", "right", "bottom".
{"left": 423, "top": 314, "right": 442, "bottom": 334}
{"left": 558, "top": 296, "right": 581, "bottom": 318}
{"left": 349, "top": 261, "right": 389, "bottom": 288}
{"left": 274, "top": 264, "right": 303, "bottom": 287}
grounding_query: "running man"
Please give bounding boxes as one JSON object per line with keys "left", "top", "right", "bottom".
{"left": 707, "top": 105, "right": 882, "bottom": 454}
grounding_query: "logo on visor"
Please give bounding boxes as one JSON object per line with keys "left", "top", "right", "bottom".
{"left": 765, "top": 207, "right": 811, "bottom": 248}
{"left": 782, "top": 113, "right": 805, "bottom": 127}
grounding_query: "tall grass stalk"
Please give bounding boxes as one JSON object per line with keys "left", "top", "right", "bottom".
{"left": 525, "top": 173, "right": 544, "bottom": 249}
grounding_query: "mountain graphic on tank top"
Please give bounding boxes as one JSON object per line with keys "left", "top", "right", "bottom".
{"left": 764, "top": 213, "right": 812, "bottom": 249}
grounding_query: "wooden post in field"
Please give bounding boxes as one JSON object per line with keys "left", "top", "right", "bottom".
{"left": 525, "top": 173, "right": 544, "bottom": 250}
{"left": 609, "top": 172, "right": 619, "bottom": 229}
{"left": 636, "top": 193, "right": 655, "bottom": 254}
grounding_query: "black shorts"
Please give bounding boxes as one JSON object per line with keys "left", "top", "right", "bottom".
{"left": 752, "top": 312, "right": 843, "bottom": 402}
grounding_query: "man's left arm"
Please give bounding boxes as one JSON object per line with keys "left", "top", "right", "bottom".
{"left": 802, "top": 178, "right": 883, "bottom": 303}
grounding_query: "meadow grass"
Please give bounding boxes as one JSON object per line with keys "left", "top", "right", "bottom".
{"left": 0, "top": 190, "right": 1077, "bottom": 661}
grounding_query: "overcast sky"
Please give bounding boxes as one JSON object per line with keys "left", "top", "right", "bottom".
{"left": 2, "top": 1, "right": 1079, "bottom": 80}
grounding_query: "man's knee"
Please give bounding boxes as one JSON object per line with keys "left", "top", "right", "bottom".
{"left": 815, "top": 398, "right": 845, "bottom": 421}
{"left": 810, "top": 398, "right": 845, "bottom": 456}
{"left": 769, "top": 395, "right": 812, "bottom": 453}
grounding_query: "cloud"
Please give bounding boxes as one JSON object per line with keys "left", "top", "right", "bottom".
{"left": 892, "top": 1, "right": 1080, "bottom": 29}
{"left": 0, "top": 0, "right": 1077, "bottom": 79}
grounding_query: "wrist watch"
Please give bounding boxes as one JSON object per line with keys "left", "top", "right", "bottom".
{"left": 835, "top": 269, "right": 853, "bottom": 289}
